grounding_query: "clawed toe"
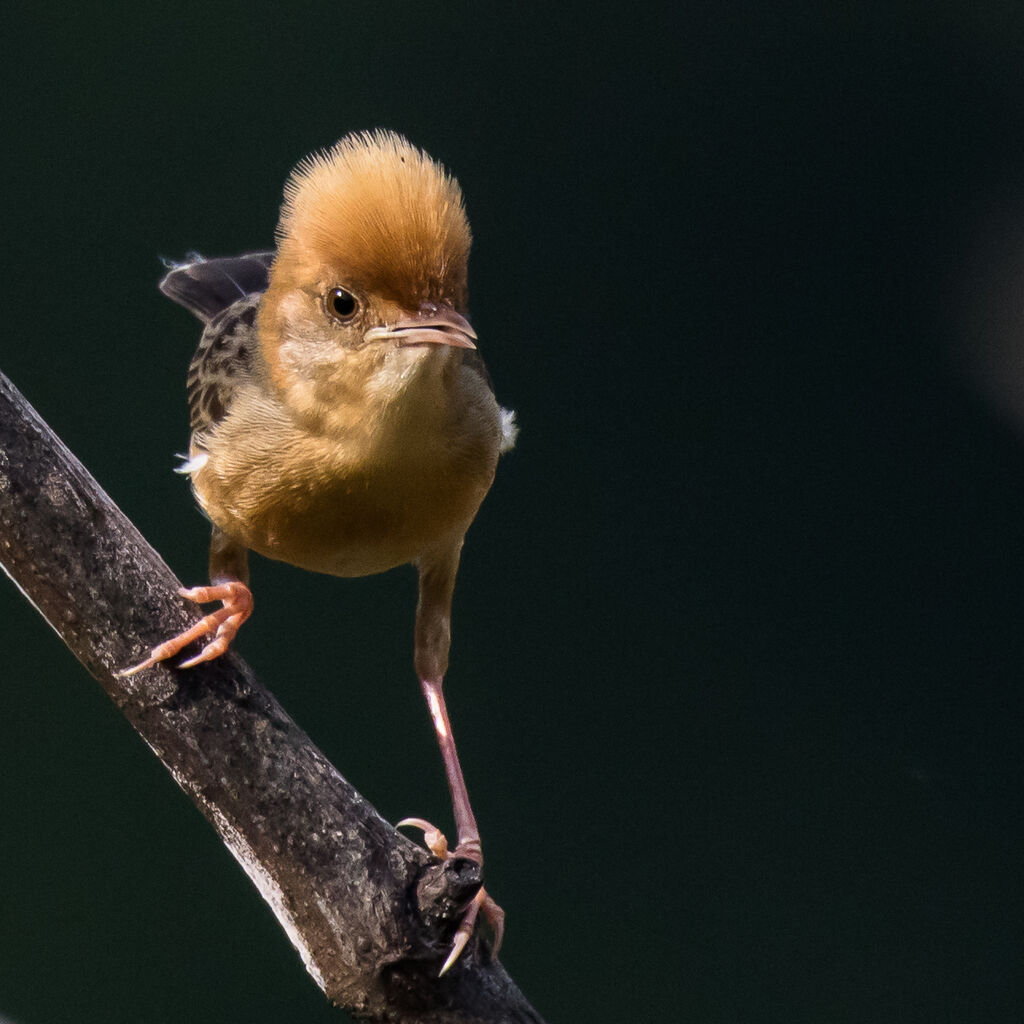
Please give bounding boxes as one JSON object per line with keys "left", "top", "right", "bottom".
{"left": 480, "top": 891, "right": 505, "bottom": 957}
{"left": 440, "top": 886, "right": 485, "bottom": 974}
{"left": 117, "top": 581, "right": 252, "bottom": 675}
{"left": 397, "top": 817, "right": 449, "bottom": 859}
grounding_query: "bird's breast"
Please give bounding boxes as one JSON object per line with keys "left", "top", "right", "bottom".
{"left": 190, "top": 369, "right": 501, "bottom": 577}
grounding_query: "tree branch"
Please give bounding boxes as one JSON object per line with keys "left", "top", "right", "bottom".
{"left": 0, "top": 370, "right": 544, "bottom": 1024}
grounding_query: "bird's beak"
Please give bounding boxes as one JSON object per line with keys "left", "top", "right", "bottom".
{"left": 363, "top": 307, "right": 477, "bottom": 350}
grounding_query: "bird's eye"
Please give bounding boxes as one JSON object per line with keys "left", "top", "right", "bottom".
{"left": 325, "top": 287, "right": 358, "bottom": 322}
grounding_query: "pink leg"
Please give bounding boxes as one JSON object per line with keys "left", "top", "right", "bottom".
{"left": 118, "top": 581, "right": 253, "bottom": 676}
{"left": 421, "top": 677, "right": 481, "bottom": 862}
{"left": 406, "top": 544, "right": 504, "bottom": 971}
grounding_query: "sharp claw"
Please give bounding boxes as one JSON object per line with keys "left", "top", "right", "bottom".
{"left": 397, "top": 817, "right": 449, "bottom": 859}
{"left": 438, "top": 888, "right": 485, "bottom": 976}
{"left": 439, "top": 930, "right": 471, "bottom": 976}
{"left": 396, "top": 818, "right": 433, "bottom": 829}
{"left": 115, "top": 654, "right": 158, "bottom": 678}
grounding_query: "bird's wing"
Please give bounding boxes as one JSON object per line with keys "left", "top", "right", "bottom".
{"left": 186, "top": 292, "right": 263, "bottom": 437}
{"left": 460, "top": 348, "right": 494, "bottom": 393}
{"left": 160, "top": 252, "right": 275, "bottom": 323}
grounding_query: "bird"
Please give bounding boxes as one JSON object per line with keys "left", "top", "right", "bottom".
{"left": 121, "top": 130, "right": 517, "bottom": 973}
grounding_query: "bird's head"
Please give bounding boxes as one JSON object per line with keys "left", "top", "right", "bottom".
{"left": 258, "top": 130, "right": 477, "bottom": 434}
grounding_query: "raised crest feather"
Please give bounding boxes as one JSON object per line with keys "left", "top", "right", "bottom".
{"left": 272, "top": 130, "right": 472, "bottom": 310}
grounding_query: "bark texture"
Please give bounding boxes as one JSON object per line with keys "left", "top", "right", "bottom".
{"left": 0, "top": 370, "right": 544, "bottom": 1024}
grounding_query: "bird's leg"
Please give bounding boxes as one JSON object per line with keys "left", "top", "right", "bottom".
{"left": 399, "top": 675, "right": 508, "bottom": 970}
{"left": 413, "top": 541, "right": 481, "bottom": 858}
{"left": 119, "top": 527, "right": 251, "bottom": 675}
{"left": 419, "top": 675, "right": 481, "bottom": 861}
{"left": 400, "top": 541, "right": 505, "bottom": 971}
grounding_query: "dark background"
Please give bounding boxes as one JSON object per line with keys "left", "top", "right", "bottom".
{"left": 1, "top": 3, "right": 1023, "bottom": 1022}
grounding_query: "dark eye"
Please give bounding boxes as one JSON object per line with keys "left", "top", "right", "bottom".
{"left": 325, "top": 287, "right": 358, "bottom": 322}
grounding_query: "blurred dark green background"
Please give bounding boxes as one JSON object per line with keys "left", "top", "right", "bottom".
{"left": 2, "top": 3, "right": 1023, "bottom": 1022}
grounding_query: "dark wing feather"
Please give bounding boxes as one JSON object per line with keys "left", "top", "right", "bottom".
{"left": 186, "top": 293, "right": 262, "bottom": 436}
{"left": 161, "top": 252, "right": 274, "bottom": 323}
{"left": 460, "top": 348, "right": 494, "bottom": 393}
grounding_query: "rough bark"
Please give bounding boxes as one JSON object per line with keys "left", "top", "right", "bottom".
{"left": 0, "top": 370, "right": 544, "bottom": 1024}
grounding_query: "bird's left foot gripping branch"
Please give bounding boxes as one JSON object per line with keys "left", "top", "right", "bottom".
{"left": 120, "top": 130, "right": 518, "bottom": 974}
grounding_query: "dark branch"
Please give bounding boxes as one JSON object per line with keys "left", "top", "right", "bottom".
{"left": 0, "top": 370, "right": 544, "bottom": 1024}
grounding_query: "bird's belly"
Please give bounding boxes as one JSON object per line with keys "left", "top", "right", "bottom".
{"left": 254, "top": 474, "right": 484, "bottom": 576}
{"left": 195, "top": 439, "right": 495, "bottom": 578}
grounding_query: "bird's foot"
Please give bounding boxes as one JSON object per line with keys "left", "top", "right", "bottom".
{"left": 118, "top": 582, "right": 253, "bottom": 676}
{"left": 397, "top": 817, "right": 505, "bottom": 974}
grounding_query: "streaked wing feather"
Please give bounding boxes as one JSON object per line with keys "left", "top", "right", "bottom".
{"left": 186, "top": 294, "right": 262, "bottom": 436}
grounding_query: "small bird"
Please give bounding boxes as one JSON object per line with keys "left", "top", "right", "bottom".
{"left": 123, "top": 130, "right": 517, "bottom": 972}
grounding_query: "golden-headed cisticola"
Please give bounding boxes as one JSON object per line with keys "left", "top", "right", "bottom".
{"left": 123, "top": 130, "right": 517, "bottom": 971}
